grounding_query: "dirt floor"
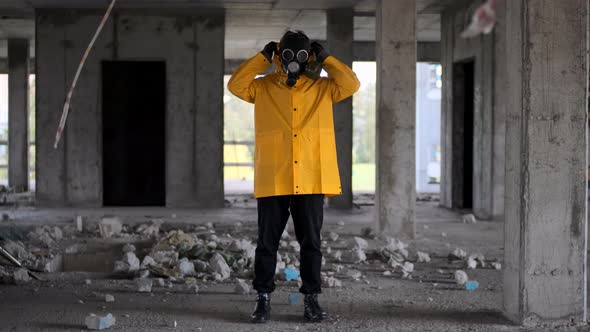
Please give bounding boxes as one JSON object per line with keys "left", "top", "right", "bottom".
{"left": 0, "top": 197, "right": 587, "bottom": 332}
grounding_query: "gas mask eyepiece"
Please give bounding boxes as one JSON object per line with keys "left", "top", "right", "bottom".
{"left": 279, "top": 31, "right": 311, "bottom": 87}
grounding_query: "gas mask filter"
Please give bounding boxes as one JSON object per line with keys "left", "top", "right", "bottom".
{"left": 279, "top": 32, "right": 311, "bottom": 87}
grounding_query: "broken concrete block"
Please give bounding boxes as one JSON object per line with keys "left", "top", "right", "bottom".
{"left": 135, "top": 220, "right": 161, "bottom": 237}
{"left": 234, "top": 279, "right": 251, "bottom": 295}
{"left": 105, "top": 294, "right": 115, "bottom": 303}
{"left": 450, "top": 248, "right": 467, "bottom": 260}
{"left": 76, "top": 216, "right": 84, "bottom": 232}
{"left": 85, "top": 313, "right": 116, "bottom": 330}
{"left": 454, "top": 270, "right": 468, "bottom": 286}
{"left": 346, "top": 269, "right": 362, "bottom": 279}
{"left": 178, "top": 258, "right": 195, "bottom": 276}
{"left": 491, "top": 262, "right": 502, "bottom": 270}
{"left": 123, "top": 252, "right": 140, "bottom": 272}
{"left": 350, "top": 237, "right": 368, "bottom": 250}
{"left": 141, "top": 256, "right": 156, "bottom": 269}
{"left": 462, "top": 214, "right": 477, "bottom": 224}
{"left": 122, "top": 244, "right": 136, "bottom": 253}
{"left": 137, "top": 278, "right": 153, "bottom": 293}
{"left": 13, "top": 268, "right": 30, "bottom": 284}
{"left": 99, "top": 217, "right": 123, "bottom": 238}
{"left": 151, "top": 250, "right": 179, "bottom": 265}
{"left": 417, "top": 251, "right": 431, "bottom": 263}
{"left": 348, "top": 248, "right": 367, "bottom": 263}
{"left": 332, "top": 250, "right": 342, "bottom": 262}
{"left": 401, "top": 262, "right": 414, "bottom": 278}
{"left": 327, "top": 232, "right": 339, "bottom": 242}
{"left": 208, "top": 253, "right": 231, "bottom": 280}
{"left": 2, "top": 240, "right": 32, "bottom": 261}
{"left": 383, "top": 270, "right": 392, "bottom": 276}
{"left": 467, "top": 257, "right": 477, "bottom": 269}
{"left": 289, "top": 241, "right": 301, "bottom": 252}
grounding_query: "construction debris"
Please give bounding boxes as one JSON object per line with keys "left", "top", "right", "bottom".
{"left": 450, "top": 248, "right": 467, "bottom": 260}
{"left": 136, "top": 220, "right": 162, "bottom": 237}
{"left": 462, "top": 214, "right": 477, "bottom": 224}
{"left": 454, "top": 270, "right": 468, "bottom": 286}
{"left": 105, "top": 294, "right": 115, "bottom": 303}
{"left": 122, "top": 244, "right": 136, "bottom": 253}
{"left": 99, "top": 217, "right": 123, "bottom": 238}
{"left": 350, "top": 237, "right": 368, "bottom": 250}
{"left": 491, "top": 262, "right": 502, "bottom": 270}
{"left": 360, "top": 227, "right": 376, "bottom": 239}
{"left": 322, "top": 276, "right": 342, "bottom": 288}
{"left": 13, "top": 268, "right": 30, "bottom": 284}
{"left": 327, "top": 231, "right": 339, "bottom": 242}
{"left": 178, "top": 258, "right": 195, "bottom": 276}
{"left": 234, "top": 278, "right": 251, "bottom": 295}
{"left": 137, "top": 278, "right": 153, "bottom": 293}
{"left": 416, "top": 251, "right": 431, "bottom": 263}
{"left": 346, "top": 269, "right": 362, "bottom": 280}
{"left": 208, "top": 253, "right": 231, "bottom": 280}
{"left": 85, "top": 313, "right": 116, "bottom": 330}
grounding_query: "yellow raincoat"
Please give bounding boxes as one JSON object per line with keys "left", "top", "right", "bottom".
{"left": 227, "top": 52, "right": 360, "bottom": 198}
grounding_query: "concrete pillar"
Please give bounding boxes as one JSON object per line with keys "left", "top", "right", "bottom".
{"left": 375, "top": 0, "right": 416, "bottom": 238}
{"left": 194, "top": 11, "right": 225, "bottom": 208}
{"left": 7, "top": 39, "right": 30, "bottom": 192}
{"left": 503, "top": 0, "right": 587, "bottom": 323}
{"left": 327, "top": 8, "right": 353, "bottom": 209}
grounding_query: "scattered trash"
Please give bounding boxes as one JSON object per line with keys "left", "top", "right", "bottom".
{"left": 462, "top": 214, "right": 477, "bottom": 224}
{"left": 85, "top": 313, "right": 116, "bottom": 330}
{"left": 454, "top": 270, "right": 468, "bottom": 286}
{"left": 401, "top": 262, "right": 414, "bottom": 279}
{"left": 137, "top": 278, "right": 153, "bottom": 293}
{"left": 288, "top": 293, "right": 301, "bottom": 305}
{"left": 467, "top": 257, "right": 477, "bottom": 269}
{"left": 450, "top": 248, "right": 467, "bottom": 260}
{"left": 105, "top": 294, "right": 115, "bottom": 303}
{"left": 284, "top": 268, "right": 300, "bottom": 281}
{"left": 465, "top": 280, "right": 479, "bottom": 291}
{"left": 234, "top": 279, "right": 251, "bottom": 295}
{"left": 98, "top": 217, "right": 123, "bottom": 238}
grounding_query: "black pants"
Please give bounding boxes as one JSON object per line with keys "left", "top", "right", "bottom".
{"left": 253, "top": 194, "right": 324, "bottom": 294}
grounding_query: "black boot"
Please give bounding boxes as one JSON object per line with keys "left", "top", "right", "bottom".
{"left": 303, "top": 294, "right": 327, "bottom": 322}
{"left": 250, "top": 293, "right": 271, "bottom": 323}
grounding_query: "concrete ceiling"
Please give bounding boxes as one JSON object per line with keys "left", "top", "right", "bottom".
{"left": 0, "top": 0, "right": 466, "bottom": 59}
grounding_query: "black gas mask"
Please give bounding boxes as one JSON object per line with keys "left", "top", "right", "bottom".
{"left": 279, "top": 31, "right": 311, "bottom": 87}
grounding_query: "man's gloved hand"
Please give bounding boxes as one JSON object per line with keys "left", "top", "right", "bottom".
{"left": 261, "top": 41, "right": 278, "bottom": 62}
{"left": 311, "top": 42, "right": 329, "bottom": 63}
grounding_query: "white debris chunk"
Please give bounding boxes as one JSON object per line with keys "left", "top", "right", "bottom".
{"left": 383, "top": 270, "right": 392, "bottom": 276}
{"left": 234, "top": 279, "right": 251, "bottom": 295}
{"left": 105, "top": 294, "right": 115, "bottom": 303}
{"left": 462, "top": 214, "right": 477, "bottom": 224}
{"left": 135, "top": 220, "right": 161, "bottom": 237}
{"left": 281, "top": 230, "right": 290, "bottom": 240}
{"left": 350, "top": 237, "right": 368, "bottom": 250}
{"left": 346, "top": 269, "right": 362, "bottom": 279}
{"left": 454, "top": 270, "right": 468, "bottom": 286}
{"left": 491, "top": 262, "right": 502, "bottom": 270}
{"left": 141, "top": 256, "right": 156, "bottom": 268}
{"left": 13, "top": 268, "right": 30, "bottom": 284}
{"left": 332, "top": 250, "right": 342, "bottom": 262}
{"left": 208, "top": 253, "right": 231, "bottom": 280}
{"left": 205, "top": 222, "right": 214, "bottom": 229}
{"left": 137, "top": 278, "right": 153, "bottom": 293}
{"left": 441, "top": 232, "right": 447, "bottom": 238}
{"left": 76, "top": 216, "right": 84, "bottom": 232}
{"left": 451, "top": 248, "right": 467, "bottom": 260}
{"left": 123, "top": 252, "right": 140, "bottom": 272}
{"left": 416, "top": 251, "right": 431, "bottom": 263}
{"left": 289, "top": 241, "right": 301, "bottom": 252}
{"left": 467, "top": 257, "right": 477, "bottom": 269}
{"left": 401, "top": 262, "right": 414, "bottom": 278}
{"left": 349, "top": 248, "right": 367, "bottom": 263}
{"left": 337, "top": 220, "right": 345, "bottom": 226}
{"left": 178, "top": 258, "right": 195, "bottom": 276}
{"left": 85, "top": 313, "right": 116, "bottom": 330}
{"left": 327, "top": 232, "right": 339, "bottom": 242}
{"left": 99, "top": 217, "right": 123, "bottom": 238}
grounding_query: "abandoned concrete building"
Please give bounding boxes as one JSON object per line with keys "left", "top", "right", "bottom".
{"left": 0, "top": 0, "right": 587, "bottom": 330}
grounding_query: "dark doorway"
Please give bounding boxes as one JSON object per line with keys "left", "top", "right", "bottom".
{"left": 451, "top": 60, "right": 474, "bottom": 209}
{"left": 102, "top": 61, "right": 166, "bottom": 206}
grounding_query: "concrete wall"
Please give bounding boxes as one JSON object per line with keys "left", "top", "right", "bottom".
{"left": 439, "top": 2, "right": 498, "bottom": 220}
{"left": 35, "top": 9, "right": 225, "bottom": 207}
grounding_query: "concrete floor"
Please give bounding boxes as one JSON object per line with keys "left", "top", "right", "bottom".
{"left": 0, "top": 200, "right": 586, "bottom": 331}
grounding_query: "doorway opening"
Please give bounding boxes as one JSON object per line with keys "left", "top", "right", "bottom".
{"left": 451, "top": 60, "right": 474, "bottom": 209}
{"left": 102, "top": 61, "right": 166, "bottom": 206}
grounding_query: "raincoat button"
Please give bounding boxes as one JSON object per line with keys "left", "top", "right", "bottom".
{"left": 293, "top": 108, "right": 297, "bottom": 111}
{"left": 294, "top": 134, "right": 297, "bottom": 137}
{"left": 294, "top": 161, "right": 298, "bottom": 164}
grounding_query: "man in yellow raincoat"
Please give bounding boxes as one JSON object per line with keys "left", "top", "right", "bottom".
{"left": 228, "top": 30, "right": 360, "bottom": 324}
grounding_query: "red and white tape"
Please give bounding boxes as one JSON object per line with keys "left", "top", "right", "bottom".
{"left": 54, "top": 0, "right": 117, "bottom": 149}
